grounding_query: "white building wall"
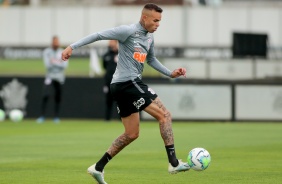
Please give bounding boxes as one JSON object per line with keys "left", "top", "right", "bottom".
{"left": 186, "top": 7, "right": 216, "bottom": 46}
{"left": 22, "top": 7, "right": 53, "bottom": 45}
{"left": 249, "top": 8, "right": 281, "bottom": 47}
{"left": 0, "top": 6, "right": 281, "bottom": 47}
{"left": 0, "top": 7, "right": 23, "bottom": 45}
{"left": 217, "top": 7, "right": 249, "bottom": 46}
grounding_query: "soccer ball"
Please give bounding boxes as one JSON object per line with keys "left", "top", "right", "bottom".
{"left": 187, "top": 147, "right": 211, "bottom": 171}
{"left": 9, "top": 109, "right": 24, "bottom": 122}
{"left": 0, "top": 109, "right": 5, "bottom": 121}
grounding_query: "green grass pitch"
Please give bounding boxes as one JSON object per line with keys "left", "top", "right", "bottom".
{"left": 0, "top": 120, "right": 282, "bottom": 184}
{"left": 0, "top": 58, "right": 159, "bottom": 77}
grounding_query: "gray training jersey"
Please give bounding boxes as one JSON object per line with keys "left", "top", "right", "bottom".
{"left": 43, "top": 48, "right": 68, "bottom": 84}
{"left": 70, "top": 22, "right": 172, "bottom": 84}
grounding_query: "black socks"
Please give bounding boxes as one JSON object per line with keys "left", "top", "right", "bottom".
{"left": 95, "top": 146, "right": 178, "bottom": 172}
{"left": 165, "top": 144, "right": 179, "bottom": 167}
{"left": 95, "top": 152, "right": 112, "bottom": 172}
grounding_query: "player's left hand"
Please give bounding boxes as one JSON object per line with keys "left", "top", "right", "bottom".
{"left": 171, "top": 68, "right": 187, "bottom": 78}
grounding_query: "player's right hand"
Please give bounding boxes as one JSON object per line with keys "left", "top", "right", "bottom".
{"left": 171, "top": 67, "right": 187, "bottom": 78}
{"left": 61, "top": 46, "right": 73, "bottom": 61}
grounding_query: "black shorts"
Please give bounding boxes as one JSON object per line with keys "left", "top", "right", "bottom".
{"left": 110, "top": 78, "right": 158, "bottom": 117}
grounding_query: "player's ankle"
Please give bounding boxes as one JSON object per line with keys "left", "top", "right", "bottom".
{"left": 170, "top": 159, "right": 179, "bottom": 167}
{"left": 95, "top": 164, "right": 103, "bottom": 172}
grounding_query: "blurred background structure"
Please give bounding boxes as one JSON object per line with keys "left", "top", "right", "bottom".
{"left": 1, "top": 0, "right": 282, "bottom": 121}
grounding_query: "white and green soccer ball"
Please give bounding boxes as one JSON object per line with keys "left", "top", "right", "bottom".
{"left": 0, "top": 109, "right": 5, "bottom": 121}
{"left": 9, "top": 109, "right": 24, "bottom": 122}
{"left": 187, "top": 147, "right": 211, "bottom": 171}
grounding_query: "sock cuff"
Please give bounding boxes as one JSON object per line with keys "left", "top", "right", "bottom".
{"left": 165, "top": 144, "right": 175, "bottom": 149}
{"left": 105, "top": 152, "right": 112, "bottom": 160}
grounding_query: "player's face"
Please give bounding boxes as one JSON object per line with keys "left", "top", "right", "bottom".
{"left": 144, "top": 10, "right": 161, "bottom": 33}
{"left": 109, "top": 40, "right": 118, "bottom": 52}
{"left": 52, "top": 37, "right": 60, "bottom": 50}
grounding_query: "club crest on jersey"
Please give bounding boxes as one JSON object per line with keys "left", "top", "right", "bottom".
{"left": 135, "top": 31, "right": 140, "bottom": 37}
{"left": 133, "top": 40, "right": 141, "bottom": 48}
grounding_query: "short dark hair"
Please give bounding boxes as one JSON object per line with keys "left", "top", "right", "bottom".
{"left": 144, "top": 3, "right": 163, "bottom": 13}
{"left": 52, "top": 35, "right": 58, "bottom": 40}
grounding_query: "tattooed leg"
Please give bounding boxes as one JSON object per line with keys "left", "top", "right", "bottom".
{"left": 144, "top": 97, "right": 174, "bottom": 145}
{"left": 159, "top": 118, "right": 174, "bottom": 145}
{"left": 153, "top": 98, "right": 174, "bottom": 145}
{"left": 144, "top": 97, "right": 179, "bottom": 166}
{"left": 107, "top": 112, "right": 140, "bottom": 157}
{"left": 95, "top": 113, "right": 140, "bottom": 172}
{"left": 107, "top": 133, "right": 136, "bottom": 157}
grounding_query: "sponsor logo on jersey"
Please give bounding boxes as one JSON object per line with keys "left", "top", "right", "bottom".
{"left": 133, "top": 52, "right": 147, "bottom": 63}
{"left": 133, "top": 98, "right": 145, "bottom": 109}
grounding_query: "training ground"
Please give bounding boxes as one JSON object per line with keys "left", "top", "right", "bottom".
{"left": 0, "top": 120, "right": 281, "bottom": 184}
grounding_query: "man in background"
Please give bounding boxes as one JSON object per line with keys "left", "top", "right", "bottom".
{"left": 37, "top": 36, "right": 68, "bottom": 123}
{"left": 102, "top": 40, "right": 118, "bottom": 121}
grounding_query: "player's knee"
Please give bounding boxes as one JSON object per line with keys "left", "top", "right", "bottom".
{"left": 157, "top": 110, "right": 172, "bottom": 124}
{"left": 127, "top": 132, "right": 139, "bottom": 140}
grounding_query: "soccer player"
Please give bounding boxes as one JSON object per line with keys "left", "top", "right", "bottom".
{"left": 37, "top": 36, "right": 68, "bottom": 123}
{"left": 62, "top": 3, "right": 189, "bottom": 183}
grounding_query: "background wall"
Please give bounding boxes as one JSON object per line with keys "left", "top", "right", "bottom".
{"left": 163, "top": 58, "right": 282, "bottom": 80}
{"left": 1, "top": 6, "right": 282, "bottom": 47}
{"left": 0, "top": 77, "right": 114, "bottom": 119}
{"left": 1, "top": 76, "right": 281, "bottom": 121}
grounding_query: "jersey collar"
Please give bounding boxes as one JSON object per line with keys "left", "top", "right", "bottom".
{"left": 137, "top": 22, "right": 149, "bottom": 34}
